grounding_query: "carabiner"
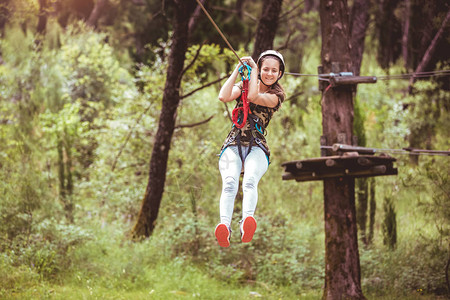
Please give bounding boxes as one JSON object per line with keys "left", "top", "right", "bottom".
{"left": 239, "top": 63, "right": 252, "bottom": 81}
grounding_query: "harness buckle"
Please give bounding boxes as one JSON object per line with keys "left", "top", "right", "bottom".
{"left": 255, "top": 123, "right": 263, "bottom": 135}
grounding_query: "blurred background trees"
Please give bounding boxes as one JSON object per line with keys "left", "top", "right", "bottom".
{"left": 0, "top": 0, "right": 448, "bottom": 298}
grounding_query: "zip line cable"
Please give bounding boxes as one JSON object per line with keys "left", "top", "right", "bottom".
{"left": 378, "top": 70, "right": 450, "bottom": 80}
{"left": 285, "top": 72, "right": 319, "bottom": 77}
{"left": 320, "top": 146, "right": 450, "bottom": 157}
{"left": 193, "top": 0, "right": 449, "bottom": 82}
{"left": 286, "top": 70, "right": 450, "bottom": 80}
{"left": 194, "top": 0, "right": 244, "bottom": 66}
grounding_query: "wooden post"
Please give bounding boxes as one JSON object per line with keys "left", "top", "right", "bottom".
{"left": 319, "top": 0, "right": 365, "bottom": 298}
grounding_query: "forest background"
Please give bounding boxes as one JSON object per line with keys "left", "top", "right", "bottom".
{"left": 0, "top": 0, "right": 449, "bottom": 299}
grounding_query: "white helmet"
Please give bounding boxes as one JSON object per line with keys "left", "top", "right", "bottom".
{"left": 256, "top": 50, "right": 286, "bottom": 79}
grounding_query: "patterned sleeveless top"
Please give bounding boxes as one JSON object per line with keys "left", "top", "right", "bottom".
{"left": 220, "top": 83, "right": 285, "bottom": 160}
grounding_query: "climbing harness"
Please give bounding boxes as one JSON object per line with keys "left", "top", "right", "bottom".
{"left": 221, "top": 111, "right": 270, "bottom": 165}
{"left": 232, "top": 64, "right": 252, "bottom": 129}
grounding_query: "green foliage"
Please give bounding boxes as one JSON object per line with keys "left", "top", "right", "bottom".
{"left": 0, "top": 254, "right": 40, "bottom": 295}
{"left": 0, "top": 4, "right": 449, "bottom": 299}
{"left": 400, "top": 157, "right": 449, "bottom": 247}
{"left": 360, "top": 237, "right": 448, "bottom": 295}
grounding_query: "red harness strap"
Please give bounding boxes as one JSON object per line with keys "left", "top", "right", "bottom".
{"left": 232, "top": 79, "right": 249, "bottom": 128}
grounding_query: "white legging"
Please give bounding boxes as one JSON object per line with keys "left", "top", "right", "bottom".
{"left": 218, "top": 145, "right": 269, "bottom": 226}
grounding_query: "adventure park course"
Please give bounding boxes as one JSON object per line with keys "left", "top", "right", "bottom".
{"left": 1, "top": 0, "right": 449, "bottom": 299}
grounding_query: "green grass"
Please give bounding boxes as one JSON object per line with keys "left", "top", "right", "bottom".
{"left": 2, "top": 275, "right": 443, "bottom": 300}
{"left": 0, "top": 259, "right": 302, "bottom": 299}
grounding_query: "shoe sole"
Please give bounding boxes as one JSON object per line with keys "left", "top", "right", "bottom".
{"left": 215, "top": 224, "right": 230, "bottom": 247}
{"left": 241, "top": 216, "right": 257, "bottom": 243}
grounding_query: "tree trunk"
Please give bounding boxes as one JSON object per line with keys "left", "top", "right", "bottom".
{"left": 401, "top": 0, "right": 411, "bottom": 69}
{"left": 87, "top": 0, "right": 108, "bottom": 28}
{"left": 131, "top": 0, "right": 196, "bottom": 239}
{"left": 367, "top": 178, "right": 376, "bottom": 244}
{"left": 252, "top": 0, "right": 283, "bottom": 60}
{"left": 57, "top": 137, "right": 74, "bottom": 223}
{"left": 349, "top": 0, "right": 370, "bottom": 76}
{"left": 37, "top": 0, "right": 48, "bottom": 34}
{"left": 320, "top": 0, "right": 365, "bottom": 298}
{"left": 188, "top": 0, "right": 206, "bottom": 33}
{"left": 236, "top": 0, "right": 245, "bottom": 20}
{"left": 304, "top": 0, "right": 318, "bottom": 13}
{"left": 0, "top": 0, "right": 10, "bottom": 36}
{"left": 356, "top": 177, "right": 368, "bottom": 245}
{"left": 375, "top": 0, "right": 402, "bottom": 69}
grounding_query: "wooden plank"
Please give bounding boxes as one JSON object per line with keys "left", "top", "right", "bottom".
{"left": 281, "top": 155, "right": 395, "bottom": 167}
{"left": 282, "top": 155, "right": 396, "bottom": 174}
{"left": 282, "top": 165, "right": 398, "bottom": 182}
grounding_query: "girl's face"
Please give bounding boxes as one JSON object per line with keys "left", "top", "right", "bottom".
{"left": 260, "top": 58, "right": 281, "bottom": 86}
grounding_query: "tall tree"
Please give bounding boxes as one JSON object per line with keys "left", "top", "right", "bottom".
{"left": 252, "top": 0, "right": 283, "bottom": 60}
{"left": 87, "top": 0, "right": 108, "bottom": 28}
{"left": 188, "top": 0, "right": 206, "bottom": 33}
{"left": 401, "top": 0, "right": 411, "bottom": 68}
{"left": 349, "top": 0, "right": 370, "bottom": 76}
{"left": 0, "top": 0, "right": 11, "bottom": 35}
{"left": 319, "top": 0, "right": 365, "bottom": 298}
{"left": 131, "top": 0, "right": 197, "bottom": 238}
{"left": 304, "top": 0, "right": 318, "bottom": 13}
{"left": 236, "top": 0, "right": 245, "bottom": 19}
{"left": 37, "top": 0, "right": 49, "bottom": 34}
{"left": 375, "top": 0, "right": 402, "bottom": 69}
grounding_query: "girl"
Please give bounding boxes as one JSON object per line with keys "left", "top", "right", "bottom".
{"left": 215, "top": 50, "right": 286, "bottom": 247}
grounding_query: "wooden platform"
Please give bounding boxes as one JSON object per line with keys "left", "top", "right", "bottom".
{"left": 282, "top": 153, "right": 397, "bottom": 182}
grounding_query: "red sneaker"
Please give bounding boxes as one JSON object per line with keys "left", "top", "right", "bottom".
{"left": 240, "top": 216, "right": 257, "bottom": 243}
{"left": 215, "top": 223, "right": 231, "bottom": 247}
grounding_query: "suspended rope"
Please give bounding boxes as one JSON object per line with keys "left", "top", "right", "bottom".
{"left": 321, "top": 145, "right": 450, "bottom": 157}
{"left": 285, "top": 72, "right": 319, "bottom": 77}
{"left": 194, "top": 0, "right": 244, "bottom": 66}
{"left": 377, "top": 70, "right": 450, "bottom": 80}
{"left": 285, "top": 70, "right": 450, "bottom": 80}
